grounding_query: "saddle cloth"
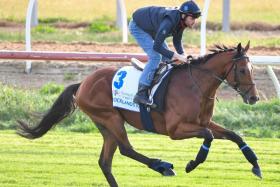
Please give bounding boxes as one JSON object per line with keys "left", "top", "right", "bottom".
{"left": 112, "top": 65, "right": 172, "bottom": 112}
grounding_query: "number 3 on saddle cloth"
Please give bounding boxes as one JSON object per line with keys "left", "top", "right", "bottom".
{"left": 112, "top": 59, "right": 173, "bottom": 133}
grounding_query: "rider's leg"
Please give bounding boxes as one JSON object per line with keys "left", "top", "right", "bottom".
{"left": 129, "top": 20, "right": 162, "bottom": 105}
{"left": 134, "top": 51, "right": 161, "bottom": 105}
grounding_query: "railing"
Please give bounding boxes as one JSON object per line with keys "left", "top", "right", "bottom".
{"left": 1, "top": 51, "right": 278, "bottom": 63}
{"left": 0, "top": 51, "right": 146, "bottom": 62}
{"left": 0, "top": 50, "right": 279, "bottom": 98}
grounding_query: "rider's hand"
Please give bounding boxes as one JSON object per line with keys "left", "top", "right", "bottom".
{"left": 172, "top": 53, "right": 189, "bottom": 64}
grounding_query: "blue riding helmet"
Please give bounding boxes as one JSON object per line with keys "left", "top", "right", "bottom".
{"left": 179, "top": 1, "right": 201, "bottom": 18}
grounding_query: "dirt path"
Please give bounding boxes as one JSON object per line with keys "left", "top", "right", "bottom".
{"left": 1, "top": 41, "right": 280, "bottom": 55}
{"left": 0, "top": 42, "right": 279, "bottom": 100}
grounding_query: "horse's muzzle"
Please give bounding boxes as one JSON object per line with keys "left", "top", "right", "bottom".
{"left": 244, "top": 95, "right": 259, "bottom": 105}
{"left": 242, "top": 95, "right": 260, "bottom": 105}
{"left": 249, "top": 95, "right": 259, "bottom": 104}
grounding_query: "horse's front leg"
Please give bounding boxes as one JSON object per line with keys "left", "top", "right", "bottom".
{"left": 208, "top": 120, "right": 262, "bottom": 179}
{"left": 167, "top": 123, "right": 214, "bottom": 173}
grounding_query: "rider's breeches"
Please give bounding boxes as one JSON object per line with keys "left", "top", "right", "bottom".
{"left": 129, "top": 20, "right": 170, "bottom": 86}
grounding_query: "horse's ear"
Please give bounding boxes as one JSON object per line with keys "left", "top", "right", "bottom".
{"left": 244, "top": 40, "right": 250, "bottom": 52}
{"left": 237, "top": 43, "right": 242, "bottom": 53}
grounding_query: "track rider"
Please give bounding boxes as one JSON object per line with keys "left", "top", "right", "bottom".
{"left": 129, "top": 0, "right": 201, "bottom": 106}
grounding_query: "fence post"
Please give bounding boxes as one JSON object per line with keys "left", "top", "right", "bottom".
{"left": 222, "top": 0, "right": 230, "bottom": 32}
{"left": 116, "top": 0, "right": 128, "bottom": 43}
{"left": 266, "top": 66, "right": 280, "bottom": 98}
{"left": 25, "top": 0, "right": 38, "bottom": 74}
{"left": 200, "top": 0, "right": 211, "bottom": 55}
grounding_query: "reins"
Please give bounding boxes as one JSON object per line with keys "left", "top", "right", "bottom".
{"left": 187, "top": 64, "right": 217, "bottom": 100}
{"left": 185, "top": 55, "right": 255, "bottom": 100}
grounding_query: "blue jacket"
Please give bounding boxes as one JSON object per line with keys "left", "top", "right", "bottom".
{"left": 132, "top": 6, "right": 185, "bottom": 59}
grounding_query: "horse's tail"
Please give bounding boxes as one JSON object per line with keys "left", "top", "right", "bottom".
{"left": 17, "top": 83, "right": 81, "bottom": 139}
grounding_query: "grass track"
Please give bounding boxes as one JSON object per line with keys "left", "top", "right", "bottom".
{"left": 1, "top": 0, "right": 280, "bottom": 24}
{"left": 0, "top": 131, "right": 279, "bottom": 187}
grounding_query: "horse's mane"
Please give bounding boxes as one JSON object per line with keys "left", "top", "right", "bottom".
{"left": 189, "top": 44, "right": 236, "bottom": 66}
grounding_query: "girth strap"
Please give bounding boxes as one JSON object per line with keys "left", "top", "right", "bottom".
{"left": 139, "top": 104, "right": 156, "bottom": 133}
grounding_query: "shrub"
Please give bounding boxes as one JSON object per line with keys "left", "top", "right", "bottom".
{"left": 0, "top": 83, "right": 279, "bottom": 137}
{"left": 64, "top": 72, "right": 76, "bottom": 81}
{"left": 38, "top": 17, "right": 71, "bottom": 24}
{"left": 39, "top": 82, "right": 64, "bottom": 95}
{"left": 33, "top": 25, "right": 56, "bottom": 34}
{"left": 88, "top": 17, "right": 116, "bottom": 33}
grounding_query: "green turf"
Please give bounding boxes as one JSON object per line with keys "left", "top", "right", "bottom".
{"left": 0, "top": 131, "right": 279, "bottom": 187}
{"left": 1, "top": 1, "right": 279, "bottom": 47}
{"left": 1, "top": 0, "right": 280, "bottom": 24}
{"left": 1, "top": 28, "right": 279, "bottom": 48}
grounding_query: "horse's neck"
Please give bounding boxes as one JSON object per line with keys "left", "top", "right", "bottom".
{"left": 193, "top": 52, "right": 233, "bottom": 98}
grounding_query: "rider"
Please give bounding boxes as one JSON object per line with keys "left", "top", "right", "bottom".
{"left": 129, "top": 0, "right": 201, "bottom": 106}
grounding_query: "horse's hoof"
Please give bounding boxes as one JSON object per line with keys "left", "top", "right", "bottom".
{"left": 149, "top": 160, "right": 176, "bottom": 176}
{"left": 162, "top": 168, "right": 176, "bottom": 176}
{"left": 252, "top": 167, "right": 262, "bottom": 179}
{"left": 185, "top": 160, "right": 196, "bottom": 173}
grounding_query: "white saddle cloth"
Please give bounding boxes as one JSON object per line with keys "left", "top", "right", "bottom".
{"left": 112, "top": 66, "right": 140, "bottom": 112}
{"left": 112, "top": 65, "right": 172, "bottom": 112}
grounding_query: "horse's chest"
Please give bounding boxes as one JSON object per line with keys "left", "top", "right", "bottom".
{"left": 198, "top": 102, "right": 215, "bottom": 126}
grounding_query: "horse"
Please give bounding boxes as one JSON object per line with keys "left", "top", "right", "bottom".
{"left": 17, "top": 41, "right": 261, "bottom": 187}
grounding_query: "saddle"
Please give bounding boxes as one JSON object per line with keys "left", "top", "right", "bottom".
{"left": 131, "top": 58, "right": 172, "bottom": 87}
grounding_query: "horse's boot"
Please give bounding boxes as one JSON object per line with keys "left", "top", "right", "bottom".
{"left": 133, "top": 84, "right": 153, "bottom": 106}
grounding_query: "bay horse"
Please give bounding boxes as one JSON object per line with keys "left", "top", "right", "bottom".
{"left": 17, "top": 42, "right": 262, "bottom": 187}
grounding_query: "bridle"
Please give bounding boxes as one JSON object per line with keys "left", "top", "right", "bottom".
{"left": 187, "top": 54, "right": 256, "bottom": 100}
{"left": 222, "top": 55, "right": 256, "bottom": 97}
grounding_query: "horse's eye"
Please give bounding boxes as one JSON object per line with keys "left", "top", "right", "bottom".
{"left": 240, "top": 69, "right": 246, "bottom": 74}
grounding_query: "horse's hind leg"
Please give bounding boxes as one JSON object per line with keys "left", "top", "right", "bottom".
{"left": 208, "top": 121, "right": 262, "bottom": 178}
{"left": 101, "top": 115, "right": 175, "bottom": 176}
{"left": 96, "top": 124, "right": 118, "bottom": 187}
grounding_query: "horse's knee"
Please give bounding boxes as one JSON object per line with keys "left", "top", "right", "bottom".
{"left": 202, "top": 128, "right": 214, "bottom": 142}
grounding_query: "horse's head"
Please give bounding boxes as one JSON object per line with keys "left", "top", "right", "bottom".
{"left": 224, "top": 41, "right": 259, "bottom": 104}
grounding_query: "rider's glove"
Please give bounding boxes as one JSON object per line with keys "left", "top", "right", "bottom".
{"left": 172, "top": 53, "right": 188, "bottom": 64}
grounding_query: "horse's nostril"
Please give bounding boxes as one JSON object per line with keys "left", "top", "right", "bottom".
{"left": 249, "top": 96, "right": 259, "bottom": 102}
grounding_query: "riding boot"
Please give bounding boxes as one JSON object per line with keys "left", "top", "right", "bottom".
{"left": 133, "top": 84, "right": 152, "bottom": 105}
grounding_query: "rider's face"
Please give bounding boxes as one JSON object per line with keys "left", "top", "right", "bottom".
{"left": 184, "top": 15, "right": 196, "bottom": 28}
